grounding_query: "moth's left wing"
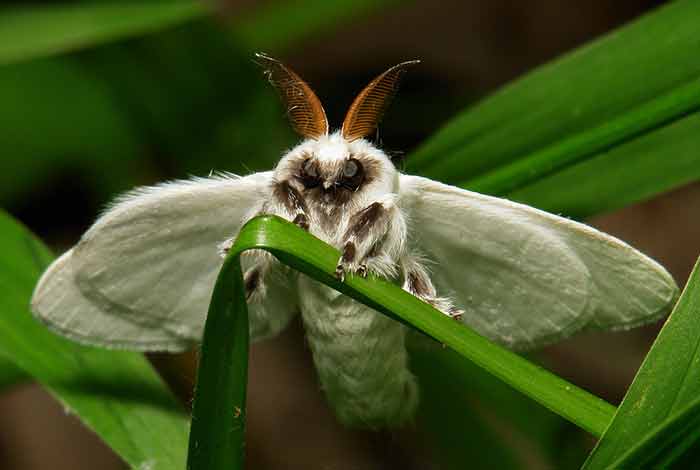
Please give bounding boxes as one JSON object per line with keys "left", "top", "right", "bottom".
{"left": 398, "top": 174, "right": 678, "bottom": 351}
{"left": 32, "top": 171, "right": 298, "bottom": 351}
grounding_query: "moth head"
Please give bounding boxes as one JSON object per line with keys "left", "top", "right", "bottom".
{"left": 274, "top": 133, "right": 396, "bottom": 205}
{"left": 256, "top": 53, "right": 419, "bottom": 203}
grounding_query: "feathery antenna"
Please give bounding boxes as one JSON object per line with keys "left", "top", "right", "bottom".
{"left": 255, "top": 52, "right": 329, "bottom": 139}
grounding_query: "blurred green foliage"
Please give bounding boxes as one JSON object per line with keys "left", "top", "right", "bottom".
{"left": 0, "top": 3, "right": 207, "bottom": 65}
{"left": 0, "top": 1, "right": 699, "bottom": 469}
{"left": 0, "top": 18, "right": 292, "bottom": 206}
{"left": 0, "top": 0, "right": 405, "bottom": 213}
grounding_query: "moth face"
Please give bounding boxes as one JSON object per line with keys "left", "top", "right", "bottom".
{"left": 274, "top": 132, "right": 396, "bottom": 205}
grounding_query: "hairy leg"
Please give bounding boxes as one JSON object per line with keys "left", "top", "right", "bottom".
{"left": 272, "top": 179, "right": 311, "bottom": 230}
{"left": 336, "top": 195, "right": 405, "bottom": 281}
{"left": 220, "top": 178, "right": 311, "bottom": 298}
{"left": 400, "top": 255, "right": 463, "bottom": 321}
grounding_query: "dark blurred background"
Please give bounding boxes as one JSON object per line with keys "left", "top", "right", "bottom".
{"left": 5, "top": 0, "right": 698, "bottom": 469}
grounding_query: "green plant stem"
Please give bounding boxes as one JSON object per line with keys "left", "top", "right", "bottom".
{"left": 188, "top": 215, "right": 616, "bottom": 468}
{"left": 187, "top": 257, "right": 249, "bottom": 470}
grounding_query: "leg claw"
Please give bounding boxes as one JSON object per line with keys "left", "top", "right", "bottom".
{"left": 448, "top": 308, "right": 464, "bottom": 322}
{"left": 335, "top": 261, "right": 369, "bottom": 282}
{"left": 293, "top": 213, "right": 309, "bottom": 231}
{"left": 217, "top": 238, "right": 234, "bottom": 259}
{"left": 335, "top": 264, "right": 346, "bottom": 282}
{"left": 357, "top": 264, "right": 368, "bottom": 278}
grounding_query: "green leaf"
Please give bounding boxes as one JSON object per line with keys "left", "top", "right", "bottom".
{"left": 188, "top": 215, "right": 616, "bottom": 467}
{"left": 583, "top": 257, "right": 700, "bottom": 469}
{"left": 407, "top": 0, "right": 700, "bottom": 213}
{"left": 609, "top": 397, "right": 700, "bottom": 468}
{"left": 0, "top": 210, "right": 189, "bottom": 470}
{"left": 509, "top": 112, "right": 700, "bottom": 218}
{"left": 0, "top": 2, "right": 208, "bottom": 66}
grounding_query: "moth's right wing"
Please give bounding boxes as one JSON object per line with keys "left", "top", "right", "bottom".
{"left": 32, "top": 171, "right": 299, "bottom": 352}
{"left": 398, "top": 175, "right": 678, "bottom": 351}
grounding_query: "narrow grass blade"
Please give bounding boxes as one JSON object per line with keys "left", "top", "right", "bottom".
{"left": 509, "top": 112, "right": 700, "bottom": 218}
{"left": 583, "top": 257, "right": 700, "bottom": 469}
{"left": 0, "top": 210, "right": 189, "bottom": 469}
{"left": 187, "top": 256, "right": 249, "bottom": 470}
{"left": 188, "top": 214, "right": 615, "bottom": 470}
{"left": 406, "top": 0, "right": 700, "bottom": 207}
{"left": 608, "top": 397, "right": 700, "bottom": 468}
{"left": 0, "top": 3, "right": 207, "bottom": 66}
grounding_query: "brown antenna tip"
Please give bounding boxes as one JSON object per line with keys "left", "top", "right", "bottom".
{"left": 341, "top": 60, "right": 420, "bottom": 142}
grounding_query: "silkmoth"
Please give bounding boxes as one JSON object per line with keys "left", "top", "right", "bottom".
{"left": 31, "top": 53, "right": 678, "bottom": 428}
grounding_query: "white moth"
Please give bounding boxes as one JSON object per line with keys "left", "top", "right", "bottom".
{"left": 31, "top": 54, "right": 678, "bottom": 428}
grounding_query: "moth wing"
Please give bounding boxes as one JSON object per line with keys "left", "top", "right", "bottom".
{"left": 398, "top": 175, "right": 678, "bottom": 351}
{"left": 32, "top": 172, "right": 298, "bottom": 352}
{"left": 32, "top": 248, "right": 188, "bottom": 351}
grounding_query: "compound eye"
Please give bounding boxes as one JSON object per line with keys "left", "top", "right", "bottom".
{"left": 343, "top": 159, "right": 359, "bottom": 178}
{"left": 303, "top": 158, "right": 318, "bottom": 178}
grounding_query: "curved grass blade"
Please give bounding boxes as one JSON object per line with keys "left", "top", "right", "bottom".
{"left": 0, "top": 210, "right": 189, "bottom": 469}
{"left": 406, "top": 0, "right": 700, "bottom": 204}
{"left": 0, "top": 2, "right": 208, "bottom": 66}
{"left": 187, "top": 215, "right": 616, "bottom": 469}
{"left": 244, "top": 217, "right": 616, "bottom": 436}
{"left": 583, "top": 257, "right": 700, "bottom": 469}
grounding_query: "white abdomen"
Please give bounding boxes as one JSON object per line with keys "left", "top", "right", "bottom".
{"left": 298, "top": 276, "right": 418, "bottom": 427}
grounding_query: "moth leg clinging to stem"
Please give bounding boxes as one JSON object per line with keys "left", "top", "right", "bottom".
{"left": 220, "top": 178, "right": 312, "bottom": 300}
{"left": 336, "top": 195, "right": 402, "bottom": 282}
{"left": 401, "top": 256, "right": 464, "bottom": 321}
